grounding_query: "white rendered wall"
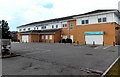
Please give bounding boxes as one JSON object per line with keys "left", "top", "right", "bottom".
{"left": 76, "top": 13, "right": 117, "bottom": 25}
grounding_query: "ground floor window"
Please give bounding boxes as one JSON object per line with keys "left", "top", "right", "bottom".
{"left": 49, "top": 35, "right": 52, "bottom": 39}
{"left": 42, "top": 35, "right": 44, "bottom": 39}
{"left": 45, "top": 35, "right": 48, "bottom": 39}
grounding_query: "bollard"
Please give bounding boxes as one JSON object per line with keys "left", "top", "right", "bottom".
{"left": 93, "top": 41, "right": 95, "bottom": 45}
{"left": 113, "top": 42, "right": 115, "bottom": 46}
{"left": 85, "top": 41, "right": 86, "bottom": 45}
{"left": 103, "top": 41, "right": 104, "bottom": 46}
{"left": 77, "top": 41, "right": 79, "bottom": 45}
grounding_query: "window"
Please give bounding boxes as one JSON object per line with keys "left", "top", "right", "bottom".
{"left": 63, "top": 24, "right": 67, "bottom": 28}
{"left": 42, "top": 35, "right": 44, "bottom": 39}
{"left": 98, "top": 17, "right": 107, "bottom": 23}
{"left": 42, "top": 26, "right": 46, "bottom": 29}
{"left": 19, "top": 29, "right": 22, "bottom": 31}
{"left": 82, "top": 20, "right": 84, "bottom": 24}
{"left": 81, "top": 20, "right": 89, "bottom": 24}
{"left": 23, "top": 28, "right": 26, "bottom": 31}
{"left": 70, "top": 23, "right": 74, "bottom": 30}
{"left": 98, "top": 18, "right": 101, "bottom": 23}
{"left": 103, "top": 18, "right": 107, "bottom": 22}
{"left": 45, "top": 35, "right": 48, "bottom": 39}
{"left": 52, "top": 25, "right": 54, "bottom": 28}
{"left": 49, "top": 35, "right": 52, "bottom": 39}
{"left": 37, "top": 27, "right": 39, "bottom": 30}
{"left": 28, "top": 28, "right": 30, "bottom": 30}
{"left": 56, "top": 25, "right": 58, "bottom": 28}
{"left": 86, "top": 20, "right": 89, "bottom": 24}
{"left": 64, "top": 24, "right": 67, "bottom": 27}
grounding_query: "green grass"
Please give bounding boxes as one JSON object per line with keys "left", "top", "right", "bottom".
{"left": 105, "top": 58, "right": 120, "bottom": 77}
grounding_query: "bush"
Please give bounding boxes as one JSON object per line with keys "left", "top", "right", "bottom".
{"left": 66, "top": 38, "right": 72, "bottom": 43}
{"left": 61, "top": 39, "right": 66, "bottom": 43}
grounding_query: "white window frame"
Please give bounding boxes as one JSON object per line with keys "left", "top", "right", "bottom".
{"left": 49, "top": 35, "right": 52, "bottom": 39}
{"left": 42, "top": 35, "right": 44, "bottom": 39}
{"left": 45, "top": 35, "right": 48, "bottom": 39}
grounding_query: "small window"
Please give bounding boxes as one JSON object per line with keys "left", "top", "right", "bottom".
{"left": 42, "top": 35, "right": 44, "bottom": 39}
{"left": 98, "top": 18, "right": 101, "bottom": 23}
{"left": 82, "top": 20, "right": 89, "bottom": 24}
{"left": 64, "top": 24, "right": 67, "bottom": 27}
{"left": 103, "top": 18, "right": 107, "bottom": 22}
{"left": 42, "top": 26, "right": 46, "bottom": 29}
{"left": 37, "top": 27, "right": 39, "bottom": 30}
{"left": 23, "top": 28, "right": 26, "bottom": 31}
{"left": 28, "top": 28, "right": 30, "bottom": 30}
{"left": 70, "top": 23, "right": 74, "bottom": 30}
{"left": 19, "top": 29, "right": 21, "bottom": 31}
{"left": 49, "top": 35, "right": 52, "bottom": 39}
{"left": 56, "top": 25, "right": 58, "bottom": 28}
{"left": 86, "top": 20, "right": 89, "bottom": 24}
{"left": 45, "top": 35, "right": 48, "bottom": 39}
{"left": 52, "top": 25, "right": 54, "bottom": 28}
{"left": 63, "top": 24, "right": 64, "bottom": 27}
{"left": 82, "top": 20, "right": 84, "bottom": 24}
{"left": 63, "top": 24, "right": 67, "bottom": 28}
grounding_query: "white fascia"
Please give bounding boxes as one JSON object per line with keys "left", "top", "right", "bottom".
{"left": 73, "top": 11, "right": 117, "bottom": 19}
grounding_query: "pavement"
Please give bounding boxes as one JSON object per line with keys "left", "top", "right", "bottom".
{"left": 2, "top": 43, "right": 119, "bottom": 76}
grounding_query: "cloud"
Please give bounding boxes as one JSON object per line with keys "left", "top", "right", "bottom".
{"left": 0, "top": 0, "right": 119, "bottom": 31}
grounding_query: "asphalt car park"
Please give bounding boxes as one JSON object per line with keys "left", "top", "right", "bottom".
{"left": 2, "top": 43, "right": 119, "bottom": 76}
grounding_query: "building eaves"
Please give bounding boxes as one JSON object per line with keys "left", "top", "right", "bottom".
{"left": 18, "top": 29, "right": 61, "bottom": 34}
{"left": 17, "top": 9, "right": 118, "bottom": 28}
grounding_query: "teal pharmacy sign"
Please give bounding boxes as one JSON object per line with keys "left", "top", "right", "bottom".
{"left": 84, "top": 31, "right": 105, "bottom": 35}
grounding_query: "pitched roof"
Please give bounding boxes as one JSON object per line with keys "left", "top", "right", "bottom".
{"left": 17, "top": 9, "right": 118, "bottom": 28}
{"left": 19, "top": 29, "right": 61, "bottom": 34}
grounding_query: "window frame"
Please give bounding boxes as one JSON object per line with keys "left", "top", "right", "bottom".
{"left": 70, "top": 23, "right": 74, "bottom": 30}
{"left": 49, "top": 35, "right": 52, "bottom": 39}
{"left": 42, "top": 35, "right": 44, "bottom": 39}
{"left": 45, "top": 35, "right": 48, "bottom": 39}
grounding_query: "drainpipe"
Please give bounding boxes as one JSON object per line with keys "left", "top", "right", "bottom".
{"left": 68, "top": 22, "right": 70, "bottom": 39}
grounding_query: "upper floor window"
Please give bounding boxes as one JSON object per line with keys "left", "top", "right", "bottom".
{"left": 103, "top": 18, "right": 107, "bottom": 22}
{"left": 19, "top": 29, "right": 22, "bottom": 31}
{"left": 36, "top": 27, "right": 39, "bottom": 30}
{"left": 52, "top": 25, "right": 54, "bottom": 28}
{"left": 28, "top": 28, "right": 31, "bottom": 30}
{"left": 70, "top": 23, "right": 74, "bottom": 30}
{"left": 41, "top": 26, "right": 46, "bottom": 29}
{"left": 98, "top": 17, "right": 107, "bottom": 23}
{"left": 23, "top": 28, "right": 26, "bottom": 31}
{"left": 56, "top": 25, "right": 58, "bottom": 28}
{"left": 82, "top": 20, "right": 89, "bottom": 24}
{"left": 63, "top": 24, "right": 67, "bottom": 28}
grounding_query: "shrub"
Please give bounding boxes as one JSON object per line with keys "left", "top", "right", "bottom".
{"left": 62, "top": 39, "right": 66, "bottom": 43}
{"left": 66, "top": 38, "right": 72, "bottom": 43}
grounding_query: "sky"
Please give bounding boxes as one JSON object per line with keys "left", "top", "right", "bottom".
{"left": 0, "top": 0, "right": 120, "bottom": 31}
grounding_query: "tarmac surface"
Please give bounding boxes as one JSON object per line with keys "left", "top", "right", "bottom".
{"left": 2, "top": 42, "right": 119, "bottom": 76}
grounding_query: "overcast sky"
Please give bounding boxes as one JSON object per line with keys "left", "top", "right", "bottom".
{"left": 0, "top": 0, "right": 120, "bottom": 31}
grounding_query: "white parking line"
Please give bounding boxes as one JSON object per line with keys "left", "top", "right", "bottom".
{"left": 103, "top": 45, "right": 112, "bottom": 49}
{"left": 94, "top": 46, "right": 100, "bottom": 49}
